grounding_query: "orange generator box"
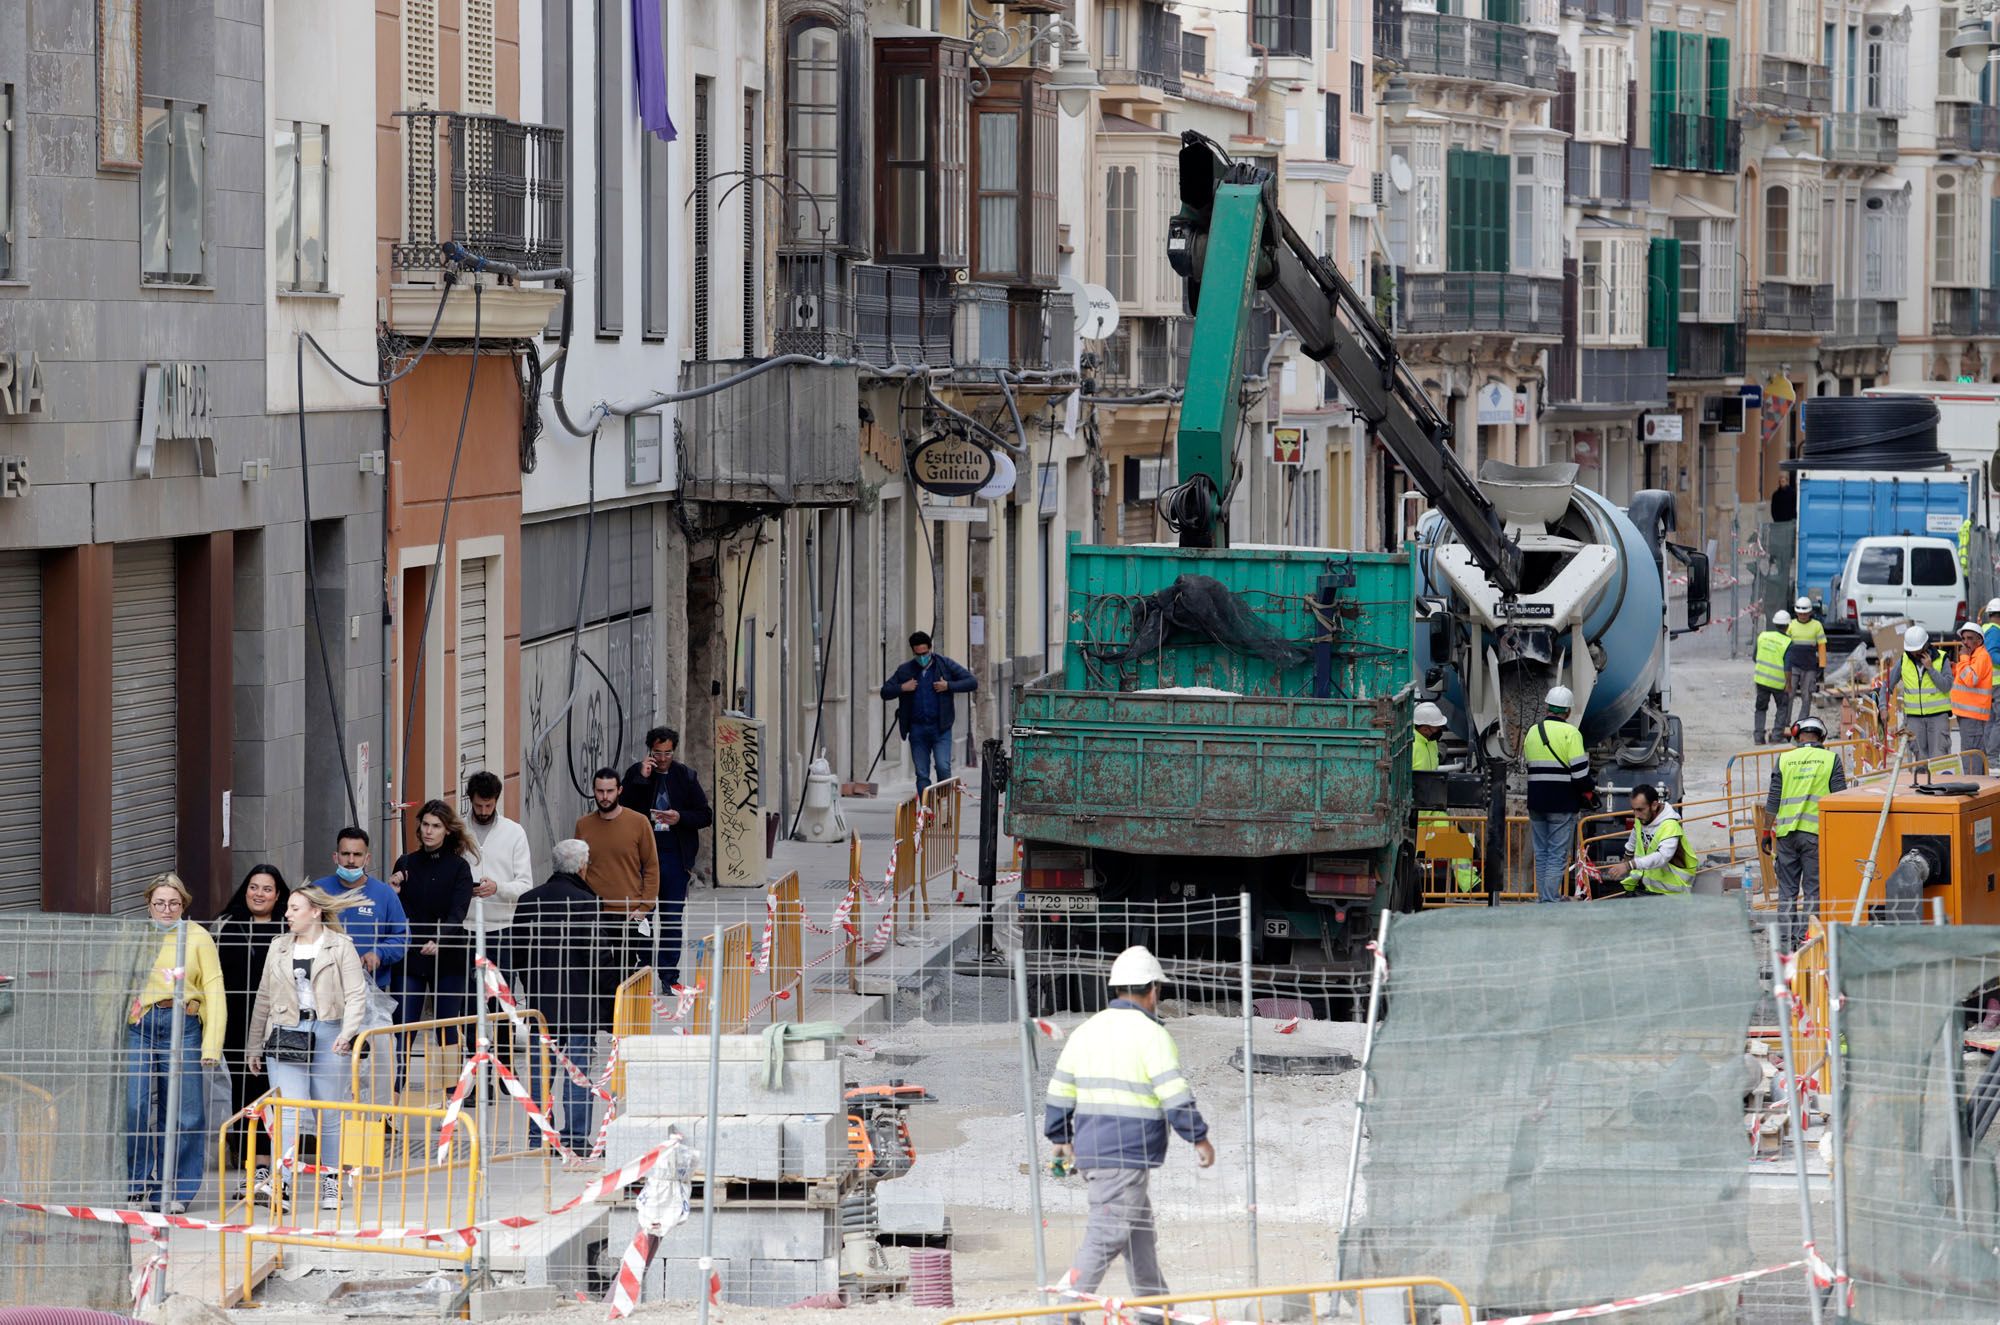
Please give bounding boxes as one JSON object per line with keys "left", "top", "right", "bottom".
{"left": 1817, "top": 775, "right": 2000, "bottom": 926}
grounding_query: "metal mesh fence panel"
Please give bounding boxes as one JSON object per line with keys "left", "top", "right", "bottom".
{"left": 1834, "top": 924, "right": 2000, "bottom": 1323}
{"left": 1338, "top": 894, "right": 1767, "bottom": 1322}
{"left": 0, "top": 916, "right": 168, "bottom": 1310}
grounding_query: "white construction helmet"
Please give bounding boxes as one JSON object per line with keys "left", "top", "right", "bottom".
{"left": 1773, "top": 609, "right": 1792, "bottom": 627}
{"left": 1795, "top": 716, "right": 1827, "bottom": 739}
{"left": 1108, "top": 946, "right": 1166, "bottom": 989}
{"left": 1985, "top": 597, "right": 2000, "bottom": 616}
{"left": 1905, "top": 625, "right": 1930, "bottom": 652}
{"left": 1546, "top": 686, "right": 1575, "bottom": 711}
{"left": 1795, "top": 595, "right": 1814, "bottom": 613}
{"left": 1964, "top": 622, "right": 1986, "bottom": 638}
{"left": 1413, "top": 701, "right": 1448, "bottom": 727}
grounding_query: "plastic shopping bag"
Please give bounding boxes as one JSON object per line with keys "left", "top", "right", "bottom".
{"left": 362, "top": 982, "right": 398, "bottom": 1033}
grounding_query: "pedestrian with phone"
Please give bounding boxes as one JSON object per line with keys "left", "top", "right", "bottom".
{"left": 619, "top": 727, "right": 712, "bottom": 986}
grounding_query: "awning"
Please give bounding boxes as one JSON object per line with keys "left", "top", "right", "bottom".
{"left": 1669, "top": 193, "right": 1736, "bottom": 220}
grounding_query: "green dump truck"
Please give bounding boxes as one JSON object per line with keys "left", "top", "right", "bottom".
{"left": 1007, "top": 538, "right": 1417, "bottom": 1007}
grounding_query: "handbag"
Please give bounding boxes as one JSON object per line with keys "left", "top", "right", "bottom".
{"left": 265, "top": 1025, "right": 315, "bottom": 1064}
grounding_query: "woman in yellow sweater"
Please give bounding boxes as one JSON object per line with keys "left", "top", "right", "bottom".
{"left": 127, "top": 872, "right": 226, "bottom": 1213}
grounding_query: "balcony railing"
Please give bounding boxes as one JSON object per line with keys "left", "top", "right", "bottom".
{"left": 1939, "top": 103, "right": 2000, "bottom": 154}
{"left": 1547, "top": 345, "right": 1668, "bottom": 407}
{"left": 391, "top": 110, "right": 565, "bottom": 273}
{"left": 1739, "top": 56, "right": 1832, "bottom": 115}
{"left": 1655, "top": 113, "right": 1741, "bottom": 174}
{"left": 678, "top": 359, "right": 860, "bottom": 506}
{"left": 1376, "top": 8, "right": 1561, "bottom": 92}
{"left": 1560, "top": 0, "right": 1641, "bottom": 21}
{"left": 1746, "top": 282, "right": 1834, "bottom": 334}
{"left": 1565, "top": 142, "right": 1650, "bottom": 208}
{"left": 1931, "top": 288, "right": 2000, "bottom": 337}
{"left": 774, "top": 255, "right": 856, "bottom": 358}
{"left": 1251, "top": 0, "right": 1312, "bottom": 58}
{"left": 1672, "top": 322, "right": 1746, "bottom": 379}
{"left": 854, "top": 264, "right": 954, "bottom": 366}
{"left": 1822, "top": 114, "right": 1898, "bottom": 164}
{"left": 1399, "top": 272, "right": 1564, "bottom": 337}
{"left": 1823, "top": 298, "right": 1899, "bottom": 347}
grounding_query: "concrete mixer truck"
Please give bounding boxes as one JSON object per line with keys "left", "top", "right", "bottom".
{"left": 1005, "top": 136, "right": 1705, "bottom": 1007}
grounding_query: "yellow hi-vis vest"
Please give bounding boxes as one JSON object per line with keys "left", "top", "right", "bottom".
{"left": 1774, "top": 745, "right": 1838, "bottom": 837}
{"left": 1901, "top": 654, "right": 1952, "bottom": 717}
{"left": 1413, "top": 731, "right": 1439, "bottom": 772}
{"left": 1753, "top": 630, "right": 1790, "bottom": 691}
{"left": 1044, "top": 1004, "right": 1204, "bottom": 1168}
{"left": 1413, "top": 732, "right": 1480, "bottom": 893}
{"left": 1632, "top": 813, "right": 1694, "bottom": 894}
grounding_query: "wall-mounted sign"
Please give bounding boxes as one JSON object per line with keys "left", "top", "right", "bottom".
{"left": 0, "top": 353, "right": 49, "bottom": 418}
{"left": 626, "top": 412, "right": 663, "bottom": 486}
{"left": 1475, "top": 382, "right": 1513, "bottom": 426}
{"left": 97, "top": 0, "right": 143, "bottom": 170}
{"left": 1739, "top": 383, "right": 1764, "bottom": 409}
{"left": 1641, "top": 412, "right": 1684, "bottom": 443}
{"left": 135, "top": 362, "right": 218, "bottom": 478}
{"left": 909, "top": 431, "right": 997, "bottom": 498}
{"left": 1271, "top": 427, "right": 1303, "bottom": 465}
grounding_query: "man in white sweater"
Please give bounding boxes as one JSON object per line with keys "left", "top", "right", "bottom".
{"left": 463, "top": 770, "right": 535, "bottom": 944}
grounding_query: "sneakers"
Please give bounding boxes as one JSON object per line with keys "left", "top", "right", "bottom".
{"left": 320, "top": 1173, "right": 342, "bottom": 1210}
{"left": 1977, "top": 997, "right": 2000, "bottom": 1034}
{"left": 167, "top": 1201, "right": 187, "bottom": 1216}
{"left": 252, "top": 1166, "right": 273, "bottom": 1199}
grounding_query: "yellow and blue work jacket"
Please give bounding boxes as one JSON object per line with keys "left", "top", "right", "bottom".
{"left": 1044, "top": 1000, "right": 1209, "bottom": 1169}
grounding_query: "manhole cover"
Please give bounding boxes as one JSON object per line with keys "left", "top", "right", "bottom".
{"left": 1228, "top": 1046, "right": 1356, "bottom": 1076}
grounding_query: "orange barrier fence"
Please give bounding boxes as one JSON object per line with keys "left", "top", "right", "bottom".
{"left": 892, "top": 778, "right": 961, "bottom": 925}
{"left": 347, "top": 1013, "right": 553, "bottom": 1166}
{"left": 1416, "top": 812, "right": 1535, "bottom": 906}
{"left": 608, "top": 966, "right": 655, "bottom": 1097}
{"left": 686, "top": 921, "right": 754, "bottom": 1036}
{"left": 765, "top": 870, "right": 806, "bottom": 1022}
{"left": 940, "top": 1276, "right": 1474, "bottom": 1325}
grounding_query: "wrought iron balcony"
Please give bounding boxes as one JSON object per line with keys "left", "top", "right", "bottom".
{"left": 1559, "top": 0, "right": 1641, "bottom": 21}
{"left": 1566, "top": 142, "right": 1651, "bottom": 208}
{"left": 1823, "top": 299, "right": 1899, "bottom": 348}
{"left": 1746, "top": 282, "right": 1834, "bottom": 334}
{"left": 1738, "top": 57, "right": 1832, "bottom": 115}
{"left": 854, "top": 264, "right": 955, "bottom": 366}
{"left": 1398, "top": 272, "right": 1564, "bottom": 337}
{"left": 1821, "top": 114, "right": 1898, "bottom": 165}
{"left": 775, "top": 255, "right": 855, "bottom": 359}
{"left": 1376, "top": 8, "right": 1561, "bottom": 93}
{"left": 391, "top": 110, "right": 565, "bottom": 273}
{"left": 1654, "top": 113, "right": 1741, "bottom": 174}
{"left": 1931, "top": 288, "right": 2000, "bottom": 337}
{"left": 1672, "top": 322, "right": 1746, "bottom": 379}
{"left": 1939, "top": 103, "right": 2000, "bottom": 154}
{"left": 1547, "top": 345, "right": 1668, "bottom": 407}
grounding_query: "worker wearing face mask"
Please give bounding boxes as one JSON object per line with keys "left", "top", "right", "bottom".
{"left": 879, "top": 631, "right": 979, "bottom": 793}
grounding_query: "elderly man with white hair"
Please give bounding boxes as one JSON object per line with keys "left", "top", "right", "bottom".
{"left": 509, "top": 839, "right": 609, "bottom": 1156}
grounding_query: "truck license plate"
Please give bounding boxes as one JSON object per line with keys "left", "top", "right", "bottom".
{"left": 1028, "top": 893, "right": 1100, "bottom": 913}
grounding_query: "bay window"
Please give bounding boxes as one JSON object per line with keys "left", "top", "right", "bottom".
{"left": 970, "top": 71, "right": 1057, "bottom": 287}
{"left": 1386, "top": 128, "right": 1444, "bottom": 273}
{"left": 1579, "top": 230, "right": 1644, "bottom": 345}
{"left": 1445, "top": 147, "right": 1508, "bottom": 273}
{"left": 1670, "top": 215, "right": 1738, "bottom": 321}
{"left": 1104, "top": 164, "right": 1137, "bottom": 300}
{"left": 1510, "top": 141, "right": 1562, "bottom": 276}
{"left": 1859, "top": 187, "right": 1909, "bottom": 299}
{"left": 1934, "top": 171, "right": 1982, "bottom": 287}
{"left": 1578, "top": 39, "right": 1628, "bottom": 145}
{"left": 785, "top": 20, "right": 842, "bottom": 245}
{"left": 1763, "top": 178, "right": 1822, "bottom": 283}
{"left": 874, "top": 37, "right": 968, "bottom": 267}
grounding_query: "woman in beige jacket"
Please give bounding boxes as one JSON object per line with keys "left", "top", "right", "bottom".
{"left": 246, "top": 885, "right": 369, "bottom": 1210}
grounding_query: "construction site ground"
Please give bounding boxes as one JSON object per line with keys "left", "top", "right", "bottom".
{"left": 172, "top": 619, "right": 1846, "bottom": 1324}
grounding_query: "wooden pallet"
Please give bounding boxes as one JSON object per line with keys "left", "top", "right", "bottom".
{"left": 686, "top": 1175, "right": 850, "bottom": 1208}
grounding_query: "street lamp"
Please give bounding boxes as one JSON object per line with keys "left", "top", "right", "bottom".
{"left": 1777, "top": 119, "right": 1808, "bottom": 151}
{"left": 1383, "top": 75, "right": 1416, "bottom": 125}
{"left": 1950, "top": 14, "right": 2000, "bottom": 77}
{"left": 969, "top": 13, "right": 1103, "bottom": 116}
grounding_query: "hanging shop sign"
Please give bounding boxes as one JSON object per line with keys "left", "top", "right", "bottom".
{"left": 909, "top": 431, "right": 997, "bottom": 498}
{"left": 1641, "top": 412, "right": 1684, "bottom": 444}
{"left": 0, "top": 352, "right": 50, "bottom": 418}
{"left": 135, "top": 362, "right": 218, "bottom": 478}
{"left": 1271, "top": 427, "right": 1303, "bottom": 465}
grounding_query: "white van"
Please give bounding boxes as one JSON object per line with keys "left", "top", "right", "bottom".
{"left": 1835, "top": 535, "right": 1967, "bottom": 637}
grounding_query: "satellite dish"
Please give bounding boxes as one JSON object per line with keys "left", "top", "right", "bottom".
{"left": 1077, "top": 283, "right": 1120, "bottom": 341}
{"left": 1388, "top": 155, "right": 1413, "bottom": 194}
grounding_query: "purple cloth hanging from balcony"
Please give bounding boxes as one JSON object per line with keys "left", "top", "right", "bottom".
{"left": 632, "top": 0, "right": 677, "bottom": 142}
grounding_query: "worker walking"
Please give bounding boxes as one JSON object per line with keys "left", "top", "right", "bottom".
{"left": 1766, "top": 717, "right": 1845, "bottom": 951}
{"left": 1782, "top": 597, "right": 1826, "bottom": 729}
{"left": 1954, "top": 622, "right": 1996, "bottom": 772}
{"left": 1412, "top": 701, "right": 1479, "bottom": 894}
{"left": 1045, "top": 947, "right": 1214, "bottom": 1303}
{"left": 1753, "top": 610, "right": 1793, "bottom": 744}
{"left": 1600, "top": 784, "right": 1694, "bottom": 897}
{"left": 1894, "top": 626, "right": 1954, "bottom": 764}
{"left": 1523, "top": 687, "right": 1596, "bottom": 903}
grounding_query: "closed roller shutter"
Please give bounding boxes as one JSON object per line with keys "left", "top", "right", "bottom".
{"left": 458, "top": 557, "right": 489, "bottom": 783}
{"left": 112, "top": 544, "right": 179, "bottom": 911}
{"left": 0, "top": 554, "right": 42, "bottom": 912}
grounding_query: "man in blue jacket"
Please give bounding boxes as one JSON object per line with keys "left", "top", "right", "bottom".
{"left": 1044, "top": 946, "right": 1214, "bottom": 1302}
{"left": 311, "top": 826, "right": 410, "bottom": 1104}
{"left": 878, "top": 632, "right": 979, "bottom": 793}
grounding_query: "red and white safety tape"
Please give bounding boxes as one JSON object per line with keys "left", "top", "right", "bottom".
{"left": 1474, "top": 1258, "right": 1814, "bottom": 1325}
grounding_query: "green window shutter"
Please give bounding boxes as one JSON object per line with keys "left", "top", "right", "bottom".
{"left": 1706, "top": 37, "right": 1731, "bottom": 170}
{"left": 1651, "top": 31, "right": 1675, "bottom": 161}
{"left": 1489, "top": 153, "right": 1511, "bottom": 273}
{"left": 1678, "top": 33, "right": 1704, "bottom": 117}
{"left": 1649, "top": 237, "right": 1681, "bottom": 375}
{"left": 1447, "top": 148, "right": 1468, "bottom": 271}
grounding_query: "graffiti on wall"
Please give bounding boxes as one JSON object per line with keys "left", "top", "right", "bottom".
{"left": 713, "top": 713, "right": 766, "bottom": 887}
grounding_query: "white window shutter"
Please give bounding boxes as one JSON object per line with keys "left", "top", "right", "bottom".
{"left": 403, "top": 0, "right": 440, "bottom": 251}
{"left": 464, "top": 0, "right": 497, "bottom": 114}
{"left": 1611, "top": 48, "right": 1628, "bottom": 142}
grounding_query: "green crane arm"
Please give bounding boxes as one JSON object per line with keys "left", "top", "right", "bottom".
{"left": 1165, "top": 133, "right": 1523, "bottom": 597}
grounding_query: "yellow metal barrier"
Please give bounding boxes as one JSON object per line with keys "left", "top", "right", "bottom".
{"left": 766, "top": 870, "right": 806, "bottom": 1023}
{"left": 609, "top": 966, "right": 655, "bottom": 1098}
{"left": 940, "top": 1276, "right": 1473, "bottom": 1325}
{"left": 0, "top": 1073, "right": 57, "bottom": 1302}
{"left": 845, "top": 832, "right": 866, "bottom": 995}
{"left": 347, "top": 1013, "right": 553, "bottom": 1165}
{"left": 1787, "top": 919, "right": 1831, "bottom": 1086}
{"left": 216, "top": 1096, "right": 479, "bottom": 1305}
{"left": 687, "top": 921, "right": 755, "bottom": 1036}
{"left": 1417, "top": 812, "right": 1536, "bottom": 906}
{"left": 918, "top": 776, "right": 964, "bottom": 900}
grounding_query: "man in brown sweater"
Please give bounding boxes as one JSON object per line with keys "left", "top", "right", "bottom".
{"left": 575, "top": 768, "right": 658, "bottom": 973}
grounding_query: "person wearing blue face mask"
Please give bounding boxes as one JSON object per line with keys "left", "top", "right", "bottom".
{"left": 308, "top": 827, "right": 409, "bottom": 1106}
{"left": 879, "top": 631, "right": 979, "bottom": 793}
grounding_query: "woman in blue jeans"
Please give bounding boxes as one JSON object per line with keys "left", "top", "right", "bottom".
{"left": 246, "top": 886, "right": 369, "bottom": 1211}
{"left": 127, "top": 873, "right": 228, "bottom": 1214}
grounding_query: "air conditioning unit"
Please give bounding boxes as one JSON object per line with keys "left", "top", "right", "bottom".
{"left": 1371, "top": 172, "right": 1386, "bottom": 207}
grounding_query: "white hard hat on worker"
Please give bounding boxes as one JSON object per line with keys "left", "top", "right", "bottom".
{"left": 1413, "top": 701, "right": 1448, "bottom": 728}
{"left": 1109, "top": 946, "right": 1166, "bottom": 989}
{"left": 1773, "top": 610, "right": 1791, "bottom": 627}
{"left": 1905, "top": 625, "right": 1930, "bottom": 652}
{"left": 1546, "top": 686, "right": 1575, "bottom": 711}
{"left": 1795, "top": 596, "right": 1814, "bottom": 614}
{"left": 1985, "top": 597, "right": 2000, "bottom": 619}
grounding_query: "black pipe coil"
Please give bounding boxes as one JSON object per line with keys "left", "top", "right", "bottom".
{"left": 1782, "top": 395, "right": 1949, "bottom": 471}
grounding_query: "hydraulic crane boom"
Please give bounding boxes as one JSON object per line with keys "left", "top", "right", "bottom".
{"left": 1165, "top": 132, "right": 1524, "bottom": 598}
